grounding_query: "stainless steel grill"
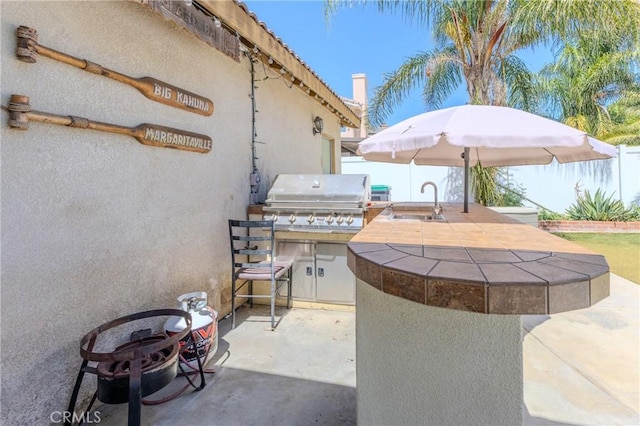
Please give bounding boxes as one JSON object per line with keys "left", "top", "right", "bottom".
{"left": 263, "top": 174, "right": 371, "bottom": 233}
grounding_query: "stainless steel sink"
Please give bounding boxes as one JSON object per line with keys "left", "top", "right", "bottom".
{"left": 391, "top": 213, "right": 431, "bottom": 220}
{"left": 387, "top": 203, "right": 445, "bottom": 221}
{"left": 389, "top": 202, "right": 434, "bottom": 211}
{"left": 390, "top": 213, "right": 445, "bottom": 221}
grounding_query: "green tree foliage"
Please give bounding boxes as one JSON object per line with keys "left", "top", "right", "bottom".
{"left": 536, "top": 30, "right": 640, "bottom": 145}
{"left": 538, "top": 209, "right": 564, "bottom": 221}
{"left": 598, "top": 93, "right": 640, "bottom": 146}
{"left": 326, "top": 0, "right": 640, "bottom": 126}
{"left": 326, "top": 0, "right": 640, "bottom": 202}
{"left": 627, "top": 205, "right": 640, "bottom": 221}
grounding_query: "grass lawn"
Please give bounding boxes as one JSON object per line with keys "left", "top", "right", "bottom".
{"left": 556, "top": 233, "right": 640, "bottom": 284}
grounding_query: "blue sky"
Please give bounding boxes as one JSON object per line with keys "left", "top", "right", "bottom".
{"left": 243, "top": 0, "right": 552, "bottom": 126}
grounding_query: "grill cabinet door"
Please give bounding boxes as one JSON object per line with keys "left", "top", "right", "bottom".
{"left": 315, "top": 243, "right": 355, "bottom": 304}
{"left": 277, "top": 241, "right": 315, "bottom": 300}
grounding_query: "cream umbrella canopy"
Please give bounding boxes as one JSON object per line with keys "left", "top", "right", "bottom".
{"left": 356, "top": 105, "right": 617, "bottom": 212}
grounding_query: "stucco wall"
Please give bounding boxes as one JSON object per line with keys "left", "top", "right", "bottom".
{"left": 0, "top": 1, "right": 339, "bottom": 423}
{"left": 248, "top": 59, "right": 341, "bottom": 200}
{"left": 356, "top": 279, "right": 523, "bottom": 426}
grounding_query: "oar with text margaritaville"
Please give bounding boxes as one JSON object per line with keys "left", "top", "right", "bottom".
{"left": 6, "top": 95, "right": 212, "bottom": 154}
{"left": 16, "top": 25, "right": 214, "bottom": 117}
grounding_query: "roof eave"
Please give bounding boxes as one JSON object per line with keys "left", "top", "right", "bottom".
{"left": 198, "top": 0, "right": 360, "bottom": 128}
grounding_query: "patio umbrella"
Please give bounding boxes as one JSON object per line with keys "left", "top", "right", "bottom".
{"left": 356, "top": 105, "right": 617, "bottom": 212}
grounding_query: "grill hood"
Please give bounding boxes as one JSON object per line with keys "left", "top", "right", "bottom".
{"left": 264, "top": 174, "right": 371, "bottom": 211}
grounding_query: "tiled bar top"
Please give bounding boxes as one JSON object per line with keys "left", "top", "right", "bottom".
{"left": 348, "top": 203, "right": 609, "bottom": 314}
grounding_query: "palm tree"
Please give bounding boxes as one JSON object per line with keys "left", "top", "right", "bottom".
{"left": 326, "top": 0, "right": 640, "bottom": 205}
{"left": 537, "top": 30, "right": 640, "bottom": 143}
{"left": 601, "top": 93, "right": 640, "bottom": 146}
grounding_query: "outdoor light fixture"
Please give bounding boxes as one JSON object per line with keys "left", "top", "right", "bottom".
{"left": 214, "top": 18, "right": 221, "bottom": 28}
{"left": 312, "top": 116, "right": 324, "bottom": 135}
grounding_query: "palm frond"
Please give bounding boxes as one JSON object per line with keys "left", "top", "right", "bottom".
{"left": 421, "top": 49, "right": 463, "bottom": 110}
{"left": 368, "top": 51, "right": 435, "bottom": 126}
{"left": 500, "top": 55, "right": 537, "bottom": 111}
{"left": 511, "top": 0, "right": 640, "bottom": 46}
{"left": 564, "top": 115, "right": 590, "bottom": 132}
{"left": 598, "top": 90, "right": 640, "bottom": 145}
{"left": 470, "top": 164, "right": 501, "bottom": 206}
{"left": 536, "top": 26, "right": 639, "bottom": 134}
{"left": 324, "top": 0, "right": 441, "bottom": 28}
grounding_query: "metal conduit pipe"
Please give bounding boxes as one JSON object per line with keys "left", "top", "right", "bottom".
{"left": 247, "top": 49, "right": 262, "bottom": 204}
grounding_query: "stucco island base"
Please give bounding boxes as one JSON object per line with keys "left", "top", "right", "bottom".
{"left": 356, "top": 278, "right": 523, "bottom": 425}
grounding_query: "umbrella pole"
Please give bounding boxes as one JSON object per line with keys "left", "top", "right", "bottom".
{"left": 463, "top": 147, "right": 470, "bottom": 213}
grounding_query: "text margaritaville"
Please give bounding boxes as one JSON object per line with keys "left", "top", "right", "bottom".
{"left": 144, "top": 127, "right": 212, "bottom": 151}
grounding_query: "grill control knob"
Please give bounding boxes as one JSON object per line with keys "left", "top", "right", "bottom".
{"left": 307, "top": 214, "right": 315, "bottom": 224}
{"left": 326, "top": 215, "right": 334, "bottom": 224}
{"left": 289, "top": 214, "right": 296, "bottom": 224}
{"left": 346, "top": 215, "right": 354, "bottom": 225}
{"left": 336, "top": 215, "right": 344, "bottom": 224}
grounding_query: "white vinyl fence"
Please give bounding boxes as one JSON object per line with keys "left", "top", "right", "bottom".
{"left": 342, "top": 145, "right": 640, "bottom": 214}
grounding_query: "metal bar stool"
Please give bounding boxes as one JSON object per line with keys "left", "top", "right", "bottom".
{"left": 228, "top": 219, "right": 292, "bottom": 330}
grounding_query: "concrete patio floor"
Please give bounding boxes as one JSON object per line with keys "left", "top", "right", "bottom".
{"left": 96, "top": 274, "right": 638, "bottom": 426}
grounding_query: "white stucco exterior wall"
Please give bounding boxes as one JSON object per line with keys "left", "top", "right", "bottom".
{"left": 356, "top": 279, "right": 523, "bottom": 426}
{"left": 1, "top": 1, "right": 341, "bottom": 423}
{"left": 248, "top": 62, "right": 342, "bottom": 199}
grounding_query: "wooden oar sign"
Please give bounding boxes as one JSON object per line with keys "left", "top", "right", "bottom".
{"left": 16, "top": 26, "right": 214, "bottom": 117}
{"left": 7, "top": 95, "right": 212, "bottom": 154}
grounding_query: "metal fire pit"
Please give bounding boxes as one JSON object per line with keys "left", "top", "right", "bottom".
{"left": 95, "top": 333, "right": 180, "bottom": 404}
{"left": 66, "top": 309, "right": 192, "bottom": 426}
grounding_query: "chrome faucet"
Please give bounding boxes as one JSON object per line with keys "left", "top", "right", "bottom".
{"left": 420, "top": 181, "right": 441, "bottom": 216}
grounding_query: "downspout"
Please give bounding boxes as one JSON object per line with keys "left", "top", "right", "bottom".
{"left": 248, "top": 53, "right": 261, "bottom": 204}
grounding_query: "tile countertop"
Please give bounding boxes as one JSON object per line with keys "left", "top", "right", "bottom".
{"left": 348, "top": 202, "right": 610, "bottom": 315}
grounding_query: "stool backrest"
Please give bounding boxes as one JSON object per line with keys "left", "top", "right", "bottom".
{"left": 228, "top": 220, "right": 276, "bottom": 271}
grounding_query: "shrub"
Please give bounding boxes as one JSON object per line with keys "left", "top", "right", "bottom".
{"left": 565, "top": 189, "right": 630, "bottom": 221}
{"left": 486, "top": 169, "right": 527, "bottom": 207}
{"left": 498, "top": 182, "right": 527, "bottom": 207}
{"left": 627, "top": 205, "right": 640, "bottom": 221}
{"left": 538, "top": 209, "right": 565, "bottom": 220}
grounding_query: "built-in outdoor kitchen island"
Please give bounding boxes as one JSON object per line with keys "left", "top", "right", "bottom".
{"left": 247, "top": 178, "right": 611, "bottom": 425}
{"left": 348, "top": 202, "right": 610, "bottom": 425}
